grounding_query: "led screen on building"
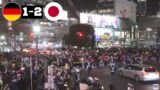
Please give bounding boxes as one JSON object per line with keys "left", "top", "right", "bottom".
{"left": 115, "top": 0, "right": 137, "bottom": 22}
{"left": 80, "top": 13, "right": 120, "bottom": 29}
{"left": 0, "top": 0, "right": 2, "bottom": 5}
{"left": 0, "top": 0, "right": 3, "bottom": 6}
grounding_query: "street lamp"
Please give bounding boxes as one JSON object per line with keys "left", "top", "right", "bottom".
{"left": 147, "top": 28, "right": 152, "bottom": 38}
{"left": 31, "top": 25, "right": 40, "bottom": 90}
{"left": 157, "top": 12, "right": 160, "bottom": 18}
{"left": 33, "top": 25, "right": 41, "bottom": 52}
{"left": 19, "top": 37, "right": 24, "bottom": 41}
{"left": 157, "top": 12, "right": 160, "bottom": 43}
{"left": 131, "top": 24, "right": 139, "bottom": 48}
{"left": 147, "top": 28, "right": 152, "bottom": 39}
{"left": 146, "top": 28, "right": 152, "bottom": 47}
{"left": 33, "top": 25, "right": 41, "bottom": 56}
{"left": 135, "top": 25, "right": 138, "bottom": 29}
{"left": 33, "top": 25, "right": 41, "bottom": 34}
{"left": 0, "top": 35, "right": 5, "bottom": 52}
{"left": 147, "top": 28, "right": 152, "bottom": 32}
{"left": 33, "top": 25, "right": 41, "bottom": 63}
{"left": 1, "top": 35, "right": 5, "bottom": 40}
{"left": 19, "top": 37, "right": 24, "bottom": 52}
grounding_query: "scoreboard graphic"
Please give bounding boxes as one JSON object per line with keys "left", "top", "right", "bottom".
{"left": 21, "top": 6, "right": 43, "bottom": 19}
{"left": 2, "top": 2, "right": 64, "bottom": 21}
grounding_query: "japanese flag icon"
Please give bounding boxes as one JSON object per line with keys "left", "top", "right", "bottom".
{"left": 44, "top": 2, "right": 63, "bottom": 21}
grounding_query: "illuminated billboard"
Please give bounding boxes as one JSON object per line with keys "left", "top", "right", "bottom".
{"left": 115, "top": 0, "right": 137, "bottom": 22}
{"left": 0, "top": 0, "right": 2, "bottom": 5}
{"left": 95, "top": 28, "right": 113, "bottom": 41}
{"left": 0, "top": 0, "right": 3, "bottom": 6}
{"left": 80, "top": 13, "right": 120, "bottom": 29}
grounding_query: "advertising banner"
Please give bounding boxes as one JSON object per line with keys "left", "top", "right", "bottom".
{"left": 115, "top": 0, "right": 137, "bottom": 22}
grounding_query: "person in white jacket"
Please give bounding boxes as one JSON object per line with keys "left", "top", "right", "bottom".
{"left": 79, "top": 79, "right": 89, "bottom": 90}
{"left": 0, "top": 76, "right": 3, "bottom": 90}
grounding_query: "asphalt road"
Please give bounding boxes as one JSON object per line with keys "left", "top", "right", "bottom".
{"left": 80, "top": 67, "right": 160, "bottom": 90}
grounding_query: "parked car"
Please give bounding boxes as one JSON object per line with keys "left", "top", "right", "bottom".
{"left": 118, "top": 64, "right": 160, "bottom": 81}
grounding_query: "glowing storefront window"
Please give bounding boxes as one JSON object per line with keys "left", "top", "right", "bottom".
{"left": 95, "top": 28, "right": 113, "bottom": 41}
{"left": 95, "top": 28, "right": 113, "bottom": 36}
{"left": 114, "top": 31, "right": 121, "bottom": 37}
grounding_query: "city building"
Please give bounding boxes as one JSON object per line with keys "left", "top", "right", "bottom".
{"left": 88, "top": 0, "right": 160, "bottom": 48}
{"left": 95, "top": 0, "right": 114, "bottom": 14}
{"left": 136, "top": 0, "right": 160, "bottom": 48}
{"left": 93, "top": 0, "right": 137, "bottom": 23}
{"left": 137, "top": 12, "right": 160, "bottom": 48}
{"left": 136, "top": 0, "right": 147, "bottom": 16}
{"left": 80, "top": 0, "right": 137, "bottom": 48}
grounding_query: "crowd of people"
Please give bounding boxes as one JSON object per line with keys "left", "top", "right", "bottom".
{"left": 0, "top": 47, "right": 159, "bottom": 90}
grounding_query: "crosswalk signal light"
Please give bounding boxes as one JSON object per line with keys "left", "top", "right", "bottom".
{"left": 76, "top": 32, "right": 84, "bottom": 38}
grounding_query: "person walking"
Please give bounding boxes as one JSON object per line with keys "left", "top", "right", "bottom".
{"left": 79, "top": 79, "right": 89, "bottom": 90}
{"left": 109, "top": 60, "right": 116, "bottom": 75}
{"left": 0, "top": 73, "right": 3, "bottom": 90}
{"left": 109, "top": 59, "right": 116, "bottom": 90}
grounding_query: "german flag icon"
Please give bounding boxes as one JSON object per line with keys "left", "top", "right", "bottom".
{"left": 2, "top": 2, "right": 21, "bottom": 21}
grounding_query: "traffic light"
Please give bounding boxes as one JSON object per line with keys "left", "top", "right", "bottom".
{"left": 76, "top": 32, "right": 84, "bottom": 38}
{"left": 30, "top": 32, "right": 35, "bottom": 37}
{"left": 29, "top": 32, "right": 35, "bottom": 40}
{"left": 69, "top": 24, "right": 95, "bottom": 48}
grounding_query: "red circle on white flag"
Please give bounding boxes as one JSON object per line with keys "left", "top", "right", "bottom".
{"left": 48, "top": 6, "right": 59, "bottom": 17}
{"left": 44, "top": 2, "right": 63, "bottom": 21}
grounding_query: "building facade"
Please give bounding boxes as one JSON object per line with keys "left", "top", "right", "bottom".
{"left": 137, "top": 14, "right": 160, "bottom": 48}
{"left": 80, "top": 0, "right": 137, "bottom": 48}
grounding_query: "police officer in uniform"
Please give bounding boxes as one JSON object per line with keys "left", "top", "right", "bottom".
{"left": 109, "top": 59, "right": 116, "bottom": 90}
{"left": 109, "top": 60, "right": 116, "bottom": 75}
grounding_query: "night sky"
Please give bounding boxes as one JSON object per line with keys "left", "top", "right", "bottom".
{"left": 71, "top": 0, "right": 160, "bottom": 15}
{"left": 146, "top": 0, "right": 160, "bottom": 15}
{"left": 71, "top": 0, "right": 98, "bottom": 11}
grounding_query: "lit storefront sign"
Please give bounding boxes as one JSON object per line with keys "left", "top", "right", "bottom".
{"left": 95, "top": 28, "right": 113, "bottom": 41}
{"left": 97, "top": 41, "right": 112, "bottom": 48}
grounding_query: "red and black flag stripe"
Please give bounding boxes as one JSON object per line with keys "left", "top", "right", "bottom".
{"left": 2, "top": 2, "right": 21, "bottom": 21}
